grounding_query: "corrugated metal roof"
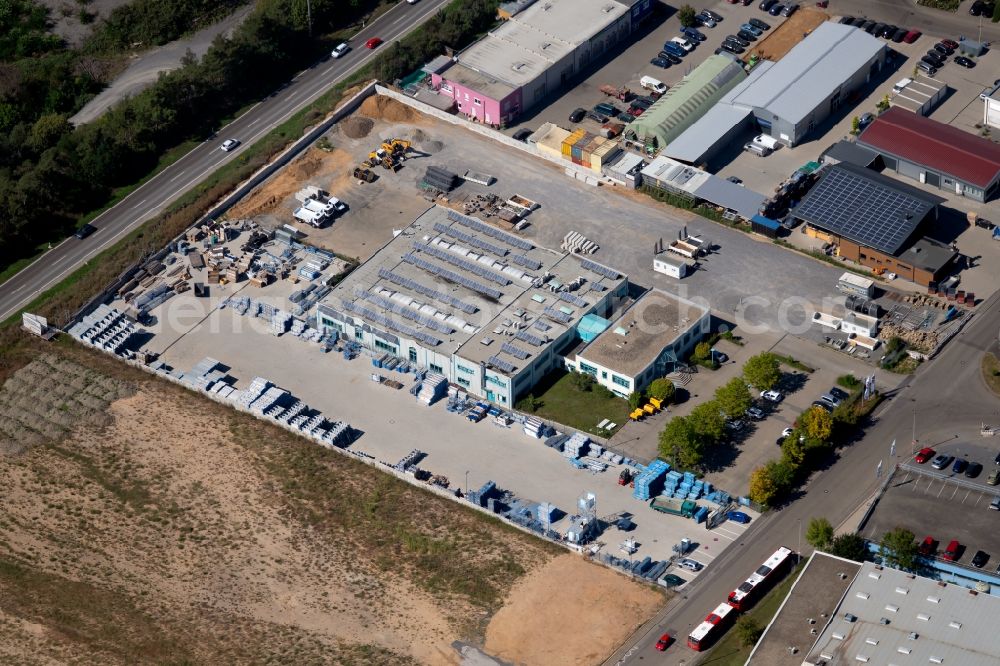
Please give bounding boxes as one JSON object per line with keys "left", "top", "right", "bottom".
{"left": 692, "top": 177, "right": 767, "bottom": 220}
{"left": 858, "top": 107, "right": 1000, "bottom": 188}
{"left": 728, "top": 22, "right": 885, "bottom": 125}
{"left": 626, "top": 56, "right": 747, "bottom": 148}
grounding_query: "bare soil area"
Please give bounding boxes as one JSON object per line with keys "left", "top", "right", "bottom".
{"left": 0, "top": 344, "right": 663, "bottom": 664}
{"left": 38, "top": 0, "right": 132, "bottom": 47}
{"left": 483, "top": 554, "right": 664, "bottom": 666}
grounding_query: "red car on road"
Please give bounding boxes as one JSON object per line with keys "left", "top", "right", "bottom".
{"left": 365, "top": 37, "right": 383, "bottom": 49}
{"left": 655, "top": 633, "right": 673, "bottom": 651}
{"left": 915, "top": 447, "right": 935, "bottom": 464}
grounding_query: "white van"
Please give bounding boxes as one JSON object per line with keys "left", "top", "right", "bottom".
{"left": 640, "top": 75, "right": 668, "bottom": 94}
{"left": 671, "top": 36, "right": 695, "bottom": 52}
{"left": 744, "top": 142, "right": 770, "bottom": 157}
{"left": 752, "top": 134, "right": 780, "bottom": 151}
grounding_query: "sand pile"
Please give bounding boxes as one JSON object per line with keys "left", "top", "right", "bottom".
{"left": 358, "top": 95, "right": 417, "bottom": 122}
{"left": 341, "top": 116, "right": 374, "bottom": 139}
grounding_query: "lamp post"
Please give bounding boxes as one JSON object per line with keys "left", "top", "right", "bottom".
{"left": 465, "top": 470, "right": 469, "bottom": 496}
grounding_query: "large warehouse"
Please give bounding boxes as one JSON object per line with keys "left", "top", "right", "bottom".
{"left": 430, "top": 0, "right": 653, "bottom": 126}
{"left": 793, "top": 163, "right": 952, "bottom": 285}
{"left": 623, "top": 55, "right": 747, "bottom": 152}
{"left": 567, "top": 289, "right": 710, "bottom": 398}
{"left": 663, "top": 22, "right": 885, "bottom": 158}
{"left": 858, "top": 106, "right": 1000, "bottom": 202}
{"left": 316, "top": 206, "right": 628, "bottom": 406}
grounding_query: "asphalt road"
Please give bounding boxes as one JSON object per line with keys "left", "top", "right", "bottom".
{"left": 0, "top": 0, "right": 449, "bottom": 325}
{"left": 604, "top": 290, "right": 1000, "bottom": 665}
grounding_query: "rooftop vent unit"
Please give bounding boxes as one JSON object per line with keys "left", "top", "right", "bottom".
{"left": 844, "top": 614, "right": 857, "bottom": 623}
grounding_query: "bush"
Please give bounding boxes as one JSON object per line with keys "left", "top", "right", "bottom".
{"left": 569, "top": 372, "right": 595, "bottom": 392}
{"left": 628, "top": 391, "right": 645, "bottom": 410}
{"left": 736, "top": 616, "right": 763, "bottom": 648}
{"left": 836, "top": 374, "right": 861, "bottom": 390}
{"left": 678, "top": 4, "right": 698, "bottom": 27}
{"left": 830, "top": 533, "right": 868, "bottom": 561}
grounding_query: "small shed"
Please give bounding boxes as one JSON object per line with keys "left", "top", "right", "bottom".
{"left": 751, "top": 215, "right": 782, "bottom": 238}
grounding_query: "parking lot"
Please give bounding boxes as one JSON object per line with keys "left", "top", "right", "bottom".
{"left": 864, "top": 458, "right": 1000, "bottom": 573}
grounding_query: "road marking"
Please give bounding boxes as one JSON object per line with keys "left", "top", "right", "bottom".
{"left": 169, "top": 171, "right": 184, "bottom": 182}
{"left": 132, "top": 198, "right": 147, "bottom": 209}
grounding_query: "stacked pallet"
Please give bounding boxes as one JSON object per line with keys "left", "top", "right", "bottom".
{"left": 633, "top": 460, "right": 670, "bottom": 500}
{"left": 417, "top": 373, "right": 447, "bottom": 405}
{"left": 562, "top": 433, "right": 590, "bottom": 459}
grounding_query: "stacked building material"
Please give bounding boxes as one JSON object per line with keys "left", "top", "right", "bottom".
{"left": 67, "top": 305, "right": 138, "bottom": 355}
{"left": 633, "top": 460, "right": 670, "bottom": 500}
{"left": 233, "top": 377, "right": 271, "bottom": 409}
{"left": 536, "top": 502, "right": 558, "bottom": 524}
{"left": 422, "top": 166, "right": 462, "bottom": 191}
{"left": 417, "top": 373, "right": 447, "bottom": 405}
{"left": 270, "top": 311, "right": 291, "bottom": 335}
{"left": 562, "top": 433, "right": 590, "bottom": 459}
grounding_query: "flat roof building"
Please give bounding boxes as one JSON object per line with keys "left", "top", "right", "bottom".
{"left": 568, "top": 289, "right": 710, "bottom": 397}
{"left": 800, "top": 561, "right": 1000, "bottom": 666}
{"left": 984, "top": 79, "right": 1000, "bottom": 130}
{"left": 794, "top": 163, "right": 951, "bottom": 285}
{"left": 746, "top": 552, "right": 862, "bottom": 666}
{"left": 316, "top": 206, "right": 628, "bottom": 407}
{"left": 641, "top": 156, "right": 768, "bottom": 221}
{"left": 890, "top": 75, "right": 947, "bottom": 116}
{"left": 431, "top": 0, "right": 653, "bottom": 126}
{"left": 624, "top": 55, "right": 748, "bottom": 151}
{"left": 858, "top": 106, "right": 1000, "bottom": 202}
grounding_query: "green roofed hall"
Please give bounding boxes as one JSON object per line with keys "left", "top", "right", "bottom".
{"left": 624, "top": 55, "right": 747, "bottom": 151}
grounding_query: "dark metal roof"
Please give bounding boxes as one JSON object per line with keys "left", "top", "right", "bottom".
{"left": 858, "top": 107, "right": 1000, "bottom": 188}
{"left": 821, "top": 140, "right": 879, "bottom": 168}
{"left": 794, "top": 163, "right": 943, "bottom": 255}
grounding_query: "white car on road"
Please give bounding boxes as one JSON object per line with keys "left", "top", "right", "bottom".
{"left": 332, "top": 43, "right": 349, "bottom": 58}
{"left": 220, "top": 139, "right": 240, "bottom": 152}
{"left": 761, "top": 389, "right": 783, "bottom": 402}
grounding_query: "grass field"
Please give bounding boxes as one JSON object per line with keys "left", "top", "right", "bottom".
{"left": 696, "top": 561, "right": 806, "bottom": 666}
{"left": 516, "top": 370, "right": 630, "bottom": 436}
{"left": 983, "top": 352, "right": 1000, "bottom": 398}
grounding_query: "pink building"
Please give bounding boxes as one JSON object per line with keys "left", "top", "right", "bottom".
{"left": 432, "top": 65, "right": 522, "bottom": 127}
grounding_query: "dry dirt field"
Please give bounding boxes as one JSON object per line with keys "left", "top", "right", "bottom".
{"left": 0, "top": 339, "right": 663, "bottom": 665}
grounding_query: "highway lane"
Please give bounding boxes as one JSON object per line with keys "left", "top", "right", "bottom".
{"left": 605, "top": 291, "right": 1000, "bottom": 665}
{"left": 0, "top": 0, "right": 448, "bottom": 324}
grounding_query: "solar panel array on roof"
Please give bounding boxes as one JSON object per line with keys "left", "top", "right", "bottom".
{"left": 558, "top": 291, "right": 588, "bottom": 308}
{"left": 500, "top": 342, "right": 531, "bottom": 360}
{"left": 579, "top": 258, "right": 620, "bottom": 280}
{"left": 543, "top": 305, "right": 573, "bottom": 323}
{"left": 515, "top": 330, "right": 546, "bottom": 346}
{"left": 447, "top": 209, "right": 534, "bottom": 251}
{"left": 433, "top": 222, "right": 508, "bottom": 257}
{"left": 377, "top": 268, "right": 477, "bottom": 314}
{"left": 794, "top": 164, "right": 937, "bottom": 255}
{"left": 487, "top": 355, "right": 516, "bottom": 373}
{"left": 511, "top": 254, "right": 542, "bottom": 270}
{"left": 412, "top": 241, "right": 511, "bottom": 286}
{"left": 317, "top": 303, "right": 350, "bottom": 324}
{"left": 533, "top": 319, "right": 552, "bottom": 332}
{"left": 355, "top": 287, "right": 455, "bottom": 334}
{"left": 341, "top": 300, "right": 443, "bottom": 346}
{"left": 401, "top": 253, "right": 503, "bottom": 300}
{"left": 589, "top": 282, "right": 607, "bottom": 293}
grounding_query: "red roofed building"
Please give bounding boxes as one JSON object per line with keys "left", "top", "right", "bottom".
{"left": 857, "top": 107, "right": 1000, "bottom": 202}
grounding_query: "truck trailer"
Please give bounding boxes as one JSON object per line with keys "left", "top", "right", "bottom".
{"left": 649, "top": 497, "right": 696, "bottom": 518}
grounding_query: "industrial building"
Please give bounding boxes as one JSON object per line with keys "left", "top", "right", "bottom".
{"left": 858, "top": 107, "right": 1000, "bottom": 202}
{"left": 640, "top": 156, "right": 768, "bottom": 222}
{"left": 567, "top": 289, "right": 710, "bottom": 397}
{"left": 663, "top": 22, "right": 885, "bottom": 160}
{"left": 793, "top": 163, "right": 953, "bottom": 285}
{"left": 792, "top": 560, "right": 1000, "bottom": 666}
{"left": 746, "top": 552, "right": 862, "bottom": 666}
{"left": 984, "top": 79, "right": 1000, "bottom": 130}
{"left": 429, "top": 0, "right": 653, "bottom": 126}
{"left": 623, "top": 55, "right": 748, "bottom": 152}
{"left": 316, "top": 206, "right": 628, "bottom": 406}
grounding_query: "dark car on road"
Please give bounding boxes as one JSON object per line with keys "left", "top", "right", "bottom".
{"left": 934, "top": 42, "right": 954, "bottom": 55}
{"left": 879, "top": 24, "right": 897, "bottom": 38}
{"left": 952, "top": 458, "right": 968, "bottom": 474}
{"left": 512, "top": 128, "right": 532, "bottom": 142}
{"left": 720, "top": 41, "right": 745, "bottom": 54}
{"left": 727, "top": 511, "right": 752, "bottom": 524}
{"left": 973, "top": 550, "right": 990, "bottom": 568}
{"left": 749, "top": 17, "right": 770, "bottom": 29}
{"left": 569, "top": 108, "right": 586, "bottom": 123}
{"left": 768, "top": 3, "right": 784, "bottom": 15}
{"left": 955, "top": 56, "right": 976, "bottom": 68}
{"left": 737, "top": 29, "right": 757, "bottom": 42}
{"left": 658, "top": 51, "right": 682, "bottom": 64}
{"left": 829, "top": 387, "right": 850, "bottom": 402}
{"left": 966, "top": 462, "right": 983, "bottom": 478}
{"left": 661, "top": 573, "right": 686, "bottom": 587}
{"left": 703, "top": 9, "right": 723, "bottom": 21}
{"left": 759, "top": 0, "right": 777, "bottom": 10}
{"left": 75, "top": 223, "right": 97, "bottom": 240}
{"left": 728, "top": 34, "right": 751, "bottom": 47}
{"left": 922, "top": 55, "right": 944, "bottom": 69}
{"left": 839, "top": 15, "right": 855, "bottom": 24}
{"left": 650, "top": 56, "right": 671, "bottom": 68}
{"left": 891, "top": 27, "right": 908, "bottom": 42}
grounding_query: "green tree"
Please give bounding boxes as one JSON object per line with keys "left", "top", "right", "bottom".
{"left": 749, "top": 465, "right": 780, "bottom": 507}
{"left": 830, "top": 533, "right": 868, "bottom": 562}
{"left": 715, "top": 377, "right": 752, "bottom": 419}
{"left": 851, "top": 116, "right": 860, "bottom": 135}
{"left": 781, "top": 434, "right": 806, "bottom": 467}
{"left": 806, "top": 517, "right": 834, "bottom": 550}
{"left": 628, "top": 391, "right": 645, "bottom": 410}
{"left": 693, "top": 341, "right": 712, "bottom": 362}
{"left": 800, "top": 406, "right": 833, "bottom": 442}
{"left": 658, "top": 416, "right": 703, "bottom": 469}
{"left": 735, "top": 616, "right": 763, "bottom": 648}
{"left": 743, "top": 352, "right": 781, "bottom": 390}
{"left": 647, "top": 378, "right": 676, "bottom": 403}
{"left": 880, "top": 527, "right": 919, "bottom": 571}
{"left": 689, "top": 401, "right": 725, "bottom": 444}
{"left": 678, "top": 4, "right": 698, "bottom": 27}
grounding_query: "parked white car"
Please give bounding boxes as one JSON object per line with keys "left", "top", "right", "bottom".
{"left": 671, "top": 36, "right": 695, "bottom": 52}
{"left": 761, "top": 389, "right": 784, "bottom": 403}
{"left": 332, "top": 43, "right": 349, "bottom": 58}
{"left": 678, "top": 558, "right": 702, "bottom": 571}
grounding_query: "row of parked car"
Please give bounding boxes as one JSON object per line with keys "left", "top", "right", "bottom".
{"left": 918, "top": 536, "right": 993, "bottom": 571}
{"left": 914, "top": 446, "right": 1000, "bottom": 484}
{"left": 714, "top": 17, "right": 772, "bottom": 55}
{"left": 758, "top": 0, "right": 798, "bottom": 18}
{"left": 837, "top": 16, "right": 921, "bottom": 44}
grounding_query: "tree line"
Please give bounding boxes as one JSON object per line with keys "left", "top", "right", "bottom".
{"left": 0, "top": 0, "right": 500, "bottom": 271}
